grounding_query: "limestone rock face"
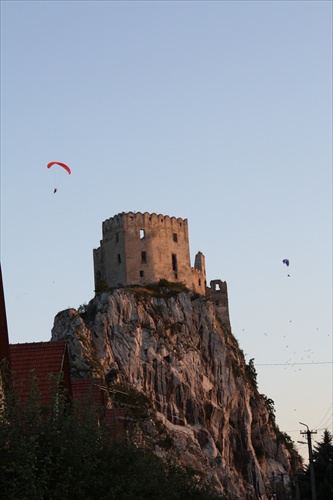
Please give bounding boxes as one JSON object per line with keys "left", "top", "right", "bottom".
{"left": 52, "top": 290, "right": 296, "bottom": 499}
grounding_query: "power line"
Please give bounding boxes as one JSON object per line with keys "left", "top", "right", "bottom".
{"left": 317, "top": 415, "right": 333, "bottom": 431}
{"left": 255, "top": 361, "right": 332, "bottom": 366}
{"left": 315, "top": 403, "right": 333, "bottom": 429}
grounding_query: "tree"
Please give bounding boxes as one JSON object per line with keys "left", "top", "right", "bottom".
{"left": 0, "top": 378, "right": 220, "bottom": 499}
{"left": 245, "top": 358, "right": 258, "bottom": 390}
{"left": 298, "top": 429, "right": 333, "bottom": 500}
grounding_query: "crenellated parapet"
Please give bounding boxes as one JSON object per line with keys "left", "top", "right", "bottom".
{"left": 102, "top": 214, "right": 124, "bottom": 235}
{"left": 102, "top": 212, "right": 188, "bottom": 238}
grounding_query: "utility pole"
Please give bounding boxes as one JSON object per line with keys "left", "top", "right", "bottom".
{"left": 291, "top": 455, "right": 300, "bottom": 500}
{"left": 300, "top": 422, "right": 317, "bottom": 500}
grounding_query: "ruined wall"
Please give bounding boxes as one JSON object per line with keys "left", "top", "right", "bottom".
{"left": 94, "top": 212, "right": 207, "bottom": 294}
{"left": 206, "top": 280, "right": 231, "bottom": 330}
{"left": 191, "top": 251, "right": 206, "bottom": 293}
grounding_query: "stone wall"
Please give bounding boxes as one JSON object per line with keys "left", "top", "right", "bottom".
{"left": 93, "top": 212, "right": 207, "bottom": 294}
{"left": 206, "top": 280, "right": 231, "bottom": 330}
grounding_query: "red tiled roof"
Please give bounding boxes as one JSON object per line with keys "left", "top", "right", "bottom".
{"left": 71, "top": 378, "right": 106, "bottom": 407}
{"left": 8, "top": 339, "right": 127, "bottom": 436}
{"left": 9, "top": 341, "right": 72, "bottom": 404}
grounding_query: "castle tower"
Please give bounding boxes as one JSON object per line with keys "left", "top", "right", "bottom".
{"left": 93, "top": 212, "right": 207, "bottom": 294}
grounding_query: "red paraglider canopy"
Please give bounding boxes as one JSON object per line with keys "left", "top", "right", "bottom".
{"left": 47, "top": 162, "right": 71, "bottom": 174}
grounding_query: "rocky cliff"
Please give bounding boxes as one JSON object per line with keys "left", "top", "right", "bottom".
{"left": 51, "top": 284, "right": 298, "bottom": 499}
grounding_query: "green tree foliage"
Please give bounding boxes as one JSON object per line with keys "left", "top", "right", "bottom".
{"left": 298, "top": 429, "right": 333, "bottom": 500}
{"left": 262, "top": 395, "right": 276, "bottom": 425}
{"left": 0, "top": 379, "right": 220, "bottom": 500}
{"left": 245, "top": 358, "right": 258, "bottom": 390}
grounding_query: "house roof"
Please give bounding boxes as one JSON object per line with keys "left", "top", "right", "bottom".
{"left": 7, "top": 339, "right": 127, "bottom": 434}
{"left": 9, "top": 341, "right": 72, "bottom": 403}
{"left": 71, "top": 378, "right": 106, "bottom": 407}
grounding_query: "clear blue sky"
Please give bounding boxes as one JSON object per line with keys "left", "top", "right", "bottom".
{"left": 1, "top": 0, "right": 332, "bottom": 459}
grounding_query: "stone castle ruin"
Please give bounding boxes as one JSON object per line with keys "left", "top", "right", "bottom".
{"left": 93, "top": 212, "right": 230, "bottom": 327}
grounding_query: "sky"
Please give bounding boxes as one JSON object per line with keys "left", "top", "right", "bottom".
{"left": 1, "top": 0, "right": 332, "bottom": 461}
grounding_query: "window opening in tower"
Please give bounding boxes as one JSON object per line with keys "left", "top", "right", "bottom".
{"left": 172, "top": 254, "right": 177, "bottom": 272}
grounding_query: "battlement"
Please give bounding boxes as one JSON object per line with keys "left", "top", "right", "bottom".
{"left": 102, "top": 212, "right": 188, "bottom": 237}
